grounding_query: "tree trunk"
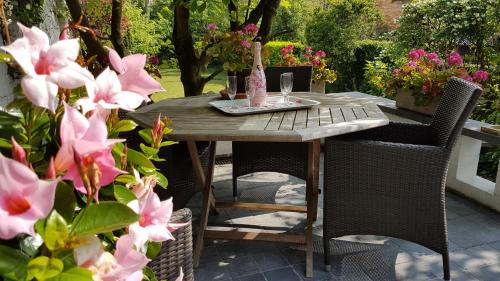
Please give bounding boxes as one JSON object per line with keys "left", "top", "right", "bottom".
{"left": 111, "top": 0, "right": 127, "bottom": 56}
{"left": 172, "top": 5, "right": 206, "bottom": 97}
{"left": 257, "top": 0, "right": 280, "bottom": 43}
{"left": 65, "top": 0, "right": 108, "bottom": 65}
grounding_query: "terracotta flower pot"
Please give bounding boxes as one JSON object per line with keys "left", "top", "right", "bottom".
{"left": 395, "top": 88, "right": 441, "bottom": 116}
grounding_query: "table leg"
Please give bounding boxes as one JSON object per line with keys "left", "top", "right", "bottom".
{"left": 188, "top": 141, "right": 217, "bottom": 268}
{"left": 305, "top": 140, "right": 321, "bottom": 278}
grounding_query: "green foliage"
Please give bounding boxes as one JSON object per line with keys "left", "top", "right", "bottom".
{"left": 266, "top": 41, "right": 305, "bottom": 66}
{"left": 394, "top": 0, "right": 500, "bottom": 67}
{"left": 0, "top": 245, "right": 29, "bottom": 280}
{"left": 27, "top": 256, "right": 64, "bottom": 281}
{"left": 305, "top": 0, "right": 382, "bottom": 91}
{"left": 4, "top": 0, "right": 44, "bottom": 26}
{"left": 124, "top": 2, "right": 166, "bottom": 56}
{"left": 272, "top": 0, "right": 311, "bottom": 42}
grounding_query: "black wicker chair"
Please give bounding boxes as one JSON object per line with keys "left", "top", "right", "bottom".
{"left": 322, "top": 77, "right": 482, "bottom": 280}
{"left": 118, "top": 110, "right": 210, "bottom": 210}
{"left": 232, "top": 66, "right": 313, "bottom": 200}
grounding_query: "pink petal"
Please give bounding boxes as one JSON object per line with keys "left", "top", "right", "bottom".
{"left": 20, "top": 75, "right": 58, "bottom": 112}
{"left": 24, "top": 178, "right": 59, "bottom": 218}
{"left": 0, "top": 38, "right": 36, "bottom": 75}
{"left": 74, "top": 97, "right": 98, "bottom": 115}
{"left": 155, "top": 197, "right": 174, "bottom": 224}
{"left": 61, "top": 103, "right": 90, "bottom": 144}
{"left": 0, "top": 215, "right": 37, "bottom": 239}
{"left": 46, "top": 39, "right": 81, "bottom": 66}
{"left": 50, "top": 61, "right": 94, "bottom": 89}
{"left": 127, "top": 223, "right": 149, "bottom": 250}
{"left": 108, "top": 48, "right": 124, "bottom": 74}
{"left": 118, "top": 70, "right": 163, "bottom": 98}
{"left": 74, "top": 235, "right": 103, "bottom": 267}
{"left": 115, "top": 234, "right": 149, "bottom": 269}
{"left": 145, "top": 224, "right": 175, "bottom": 242}
{"left": 175, "top": 268, "right": 184, "bottom": 281}
{"left": 122, "top": 54, "right": 146, "bottom": 71}
{"left": 125, "top": 271, "right": 144, "bottom": 281}
{"left": 83, "top": 111, "right": 110, "bottom": 144}
{"left": 113, "top": 91, "right": 147, "bottom": 111}
{"left": 17, "top": 23, "right": 50, "bottom": 54}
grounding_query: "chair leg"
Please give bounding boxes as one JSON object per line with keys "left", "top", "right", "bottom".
{"left": 324, "top": 237, "right": 331, "bottom": 272}
{"left": 443, "top": 252, "right": 450, "bottom": 280}
{"left": 232, "top": 175, "right": 238, "bottom": 201}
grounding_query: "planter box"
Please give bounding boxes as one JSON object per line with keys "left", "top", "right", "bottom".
{"left": 311, "top": 80, "right": 325, "bottom": 93}
{"left": 395, "top": 88, "right": 441, "bottom": 116}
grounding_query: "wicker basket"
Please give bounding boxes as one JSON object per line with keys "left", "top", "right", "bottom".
{"left": 148, "top": 208, "right": 193, "bottom": 281}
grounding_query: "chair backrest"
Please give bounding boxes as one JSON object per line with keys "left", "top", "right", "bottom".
{"left": 430, "top": 77, "right": 483, "bottom": 149}
{"left": 264, "top": 66, "right": 313, "bottom": 92}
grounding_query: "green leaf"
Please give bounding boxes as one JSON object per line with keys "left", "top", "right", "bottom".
{"left": 0, "top": 52, "right": 13, "bottom": 63}
{"left": 112, "top": 119, "right": 138, "bottom": 133}
{"left": 53, "top": 182, "right": 76, "bottom": 222}
{"left": 44, "top": 211, "right": 69, "bottom": 251}
{"left": 138, "top": 128, "right": 153, "bottom": 144}
{"left": 114, "top": 185, "right": 137, "bottom": 204}
{"left": 72, "top": 202, "right": 139, "bottom": 236}
{"left": 27, "top": 256, "right": 63, "bottom": 281}
{"left": 127, "top": 148, "right": 155, "bottom": 168}
{"left": 48, "top": 267, "right": 93, "bottom": 281}
{"left": 142, "top": 266, "right": 158, "bottom": 281}
{"left": 115, "top": 174, "right": 137, "bottom": 185}
{"left": 160, "top": 140, "right": 177, "bottom": 147}
{"left": 140, "top": 143, "right": 159, "bottom": 157}
{"left": 0, "top": 245, "right": 29, "bottom": 280}
{"left": 146, "top": 241, "right": 162, "bottom": 259}
{"left": 153, "top": 171, "right": 168, "bottom": 189}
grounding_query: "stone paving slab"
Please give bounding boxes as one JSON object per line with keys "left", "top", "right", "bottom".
{"left": 188, "top": 160, "right": 500, "bottom": 281}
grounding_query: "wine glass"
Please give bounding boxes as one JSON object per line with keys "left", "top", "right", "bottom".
{"left": 227, "top": 75, "right": 238, "bottom": 109}
{"left": 280, "top": 72, "right": 293, "bottom": 105}
{"left": 245, "top": 76, "right": 254, "bottom": 109}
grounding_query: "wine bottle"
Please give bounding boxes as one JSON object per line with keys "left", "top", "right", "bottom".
{"left": 249, "top": 42, "right": 267, "bottom": 107}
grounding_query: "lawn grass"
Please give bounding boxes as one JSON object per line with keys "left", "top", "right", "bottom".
{"left": 151, "top": 67, "right": 226, "bottom": 102}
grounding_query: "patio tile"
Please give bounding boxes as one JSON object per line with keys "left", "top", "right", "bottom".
{"left": 263, "top": 267, "right": 302, "bottom": 281}
{"left": 450, "top": 244, "right": 500, "bottom": 270}
{"left": 199, "top": 245, "right": 221, "bottom": 265}
{"left": 253, "top": 252, "right": 290, "bottom": 272}
{"left": 235, "top": 273, "right": 267, "bottom": 281}
{"left": 465, "top": 262, "right": 500, "bottom": 281}
{"left": 394, "top": 261, "right": 438, "bottom": 281}
{"left": 292, "top": 255, "right": 335, "bottom": 280}
{"left": 216, "top": 241, "right": 253, "bottom": 260}
{"left": 195, "top": 260, "right": 232, "bottom": 281}
{"left": 224, "top": 256, "right": 260, "bottom": 279}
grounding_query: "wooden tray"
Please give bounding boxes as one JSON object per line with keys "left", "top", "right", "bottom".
{"left": 209, "top": 95, "right": 320, "bottom": 116}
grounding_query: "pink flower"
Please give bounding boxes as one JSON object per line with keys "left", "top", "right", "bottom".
{"left": 426, "top": 52, "right": 442, "bottom": 65}
{"left": 55, "top": 103, "right": 123, "bottom": 199}
{"left": 0, "top": 23, "right": 94, "bottom": 112}
{"left": 280, "top": 47, "right": 289, "bottom": 56}
{"left": 127, "top": 191, "right": 185, "bottom": 249}
{"left": 0, "top": 153, "right": 59, "bottom": 239}
{"left": 243, "top": 23, "right": 259, "bottom": 35}
{"left": 59, "top": 23, "right": 69, "bottom": 40}
{"left": 446, "top": 51, "right": 463, "bottom": 66}
{"left": 392, "top": 68, "right": 401, "bottom": 75}
{"left": 76, "top": 67, "right": 146, "bottom": 114}
{"left": 127, "top": 169, "right": 158, "bottom": 199}
{"left": 149, "top": 56, "right": 159, "bottom": 65}
{"left": 314, "top": 50, "right": 326, "bottom": 58}
{"left": 75, "top": 235, "right": 149, "bottom": 281}
{"left": 473, "top": 70, "right": 489, "bottom": 82}
{"left": 407, "top": 61, "right": 417, "bottom": 68}
{"left": 206, "top": 23, "right": 218, "bottom": 31}
{"left": 408, "top": 49, "right": 420, "bottom": 60}
{"left": 312, "top": 58, "right": 321, "bottom": 66}
{"left": 422, "top": 79, "right": 432, "bottom": 94}
{"left": 11, "top": 137, "right": 27, "bottom": 166}
{"left": 305, "top": 47, "right": 312, "bottom": 53}
{"left": 108, "top": 48, "right": 164, "bottom": 102}
{"left": 241, "top": 40, "right": 252, "bottom": 49}
{"left": 416, "top": 49, "right": 427, "bottom": 57}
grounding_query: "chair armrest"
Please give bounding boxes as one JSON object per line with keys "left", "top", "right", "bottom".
{"left": 336, "top": 122, "right": 436, "bottom": 146}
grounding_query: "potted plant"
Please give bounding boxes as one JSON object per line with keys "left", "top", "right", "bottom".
{"left": 0, "top": 23, "right": 185, "bottom": 281}
{"left": 278, "top": 45, "right": 337, "bottom": 93}
{"left": 386, "top": 49, "right": 489, "bottom": 115}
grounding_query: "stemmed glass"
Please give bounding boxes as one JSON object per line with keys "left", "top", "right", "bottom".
{"left": 227, "top": 75, "right": 238, "bottom": 109}
{"left": 245, "top": 76, "right": 255, "bottom": 109}
{"left": 280, "top": 72, "right": 293, "bottom": 105}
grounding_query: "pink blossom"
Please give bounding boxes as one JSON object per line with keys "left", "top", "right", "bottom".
{"left": 280, "top": 47, "right": 289, "bottom": 56}
{"left": 127, "top": 169, "right": 158, "bottom": 199}
{"left": 127, "top": 191, "right": 185, "bottom": 249}
{"left": 241, "top": 40, "right": 252, "bottom": 49}
{"left": 312, "top": 59, "right": 321, "bottom": 66}
{"left": 0, "top": 23, "right": 94, "bottom": 112}
{"left": 305, "top": 47, "right": 312, "bottom": 53}
{"left": 314, "top": 50, "right": 326, "bottom": 58}
{"left": 76, "top": 67, "right": 146, "bottom": 114}
{"left": 416, "top": 49, "right": 427, "bottom": 57}
{"left": 473, "top": 70, "right": 489, "bottom": 82}
{"left": 59, "top": 23, "right": 69, "bottom": 40}
{"left": 75, "top": 235, "right": 149, "bottom": 281}
{"left": 108, "top": 48, "right": 164, "bottom": 102}
{"left": 446, "top": 51, "right": 463, "bottom": 66}
{"left": 0, "top": 153, "right": 59, "bottom": 239}
{"left": 11, "top": 137, "right": 27, "bottom": 166}
{"left": 55, "top": 103, "right": 123, "bottom": 199}
{"left": 408, "top": 49, "right": 420, "bottom": 60}
{"left": 407, "top": 61, "right": 417, "bottom": 68}
{"left": 243, "top": 23, "right": 259, "bottom": 35}
{"left": 392, "top": 68, "right": 401, "bottom": 75}
{"left": 46, "top": 157, "right": 56, "bottom": 179}
{"left": 206, "top": 23, "right": 218, "bottom": 31}
{"left": 422, "top": 80, "right": 432, "bottom": 94}
{"left": 426, "top": 52, "right": 442, "bottom": 64}
{"left": 149, "top": 56, "right": 159, "bottom": 65}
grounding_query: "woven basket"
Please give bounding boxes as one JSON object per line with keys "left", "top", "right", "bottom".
{"left": 148, "top": 208, "right": 193, "bottom": 281}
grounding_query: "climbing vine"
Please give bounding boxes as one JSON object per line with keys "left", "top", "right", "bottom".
{"left": 3, "top": 0, "right": 45, "bottom": 27}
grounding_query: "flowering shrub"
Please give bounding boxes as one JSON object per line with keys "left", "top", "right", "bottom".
{"left": 386, "top": 49, "right": 489, "bottom": 105}
{"left": 204, "top": 23, "right": 264, "bottom": 72}
{"left": 277, "top": 45, "right": 337, "bottom": 83}
{"left": 0, "top": 23, "right": 183, "bottom": 281}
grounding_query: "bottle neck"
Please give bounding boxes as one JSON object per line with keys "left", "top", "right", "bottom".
{"left": 253, "top": 42, "right": 262, "bottom": 68}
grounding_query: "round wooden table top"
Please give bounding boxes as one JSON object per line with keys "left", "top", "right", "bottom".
{"left": 128, "top": 92, "right": 389, "bottom": 142}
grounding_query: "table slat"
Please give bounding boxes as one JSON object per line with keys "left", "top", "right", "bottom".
{"left": 307, "top": 108, "right": 320, "bottom": 128}
{"left": 279, "top": 111, "right": 297, "bottom": 131}
{"left": 353, "top": 107, "right": 368, "bottom": 119}
{"left": 341, "top": 108, "right": 356, "bottom": 122}
{"left": 266, "top": 112, "right": 286, "bottom": 131}
{"left": 330, "top": 107, "right": 345, "bottom": 124}
{"left": 294, "top": 109, "right": 308, "bottom": 130}
{"left": 319, "top": 107, "right": 333, "bottom": 126}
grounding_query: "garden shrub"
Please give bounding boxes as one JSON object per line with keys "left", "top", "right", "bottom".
{"left": 305, "top": 0, "right": 382, "bottom": 91}
{"left": 353, "top": 39, "right": 391, "bottom": 92}
{"left": 265, "top": 41, "right": 305, "bottom": 66}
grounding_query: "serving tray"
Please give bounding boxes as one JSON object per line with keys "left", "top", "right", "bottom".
{"left": 209, "top": 95, "right": 320, "bottom": 115}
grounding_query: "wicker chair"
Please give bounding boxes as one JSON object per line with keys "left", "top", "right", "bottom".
{"left": 232, "top": 66, "right": 313, "bottom": 200}
{"left": 118, "top": 110, "right": 210, "bottom": 210}
{"left": 149, "top": 208, "right": 194, "bottom": 281}
{"left": 322, "top": 77, "right": 482, "bottom": 280}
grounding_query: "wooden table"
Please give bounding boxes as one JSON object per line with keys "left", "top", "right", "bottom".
{"left": 129, "top": 92, "right": 389, "bottom": 277}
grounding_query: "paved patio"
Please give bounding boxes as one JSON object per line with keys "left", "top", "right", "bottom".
{"left": 187, "top": 156, "right": 500, "bottom": 281}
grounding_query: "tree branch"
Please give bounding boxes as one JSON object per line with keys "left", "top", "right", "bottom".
{"left": 244, "top": 0, "right": 268, "bottom": 26}
{"left": 245, "top": 0, "right": 252, "bottom": 21}
{"left": 269, "top": 29, "right": 292, "bottom": 40}
{"left": 65, "top": 0, "right": 108, "bottom": 65}
{"left": 111, "top": 0, "right": 127, "bottom": 56}
{"left": 256, "top": 0, "right": 281, "bottom": 44}
{"left": 203, "top": 67, "right": 224, "bottom": 84}
{"left": 0, "top": 0, "right": 11, "bottom": 45}
{"left": 228, "top": 0, "right": 239, "bottom": 31}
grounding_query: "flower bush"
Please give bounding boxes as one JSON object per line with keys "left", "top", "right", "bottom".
{"left": 385, "top": 49, "right": 489, "bottom": 105}
{"left": 0, "top": 23, "right": 184, "bottom": 281}
{"left": 277, "top": 44, "right": 337, "bottom": 83}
